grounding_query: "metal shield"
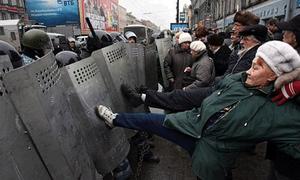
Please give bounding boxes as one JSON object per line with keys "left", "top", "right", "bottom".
{"left": 0, "top": 55, "right": 52, "bottom": 180}
{"left": 61, "top": 56, "right": 130, "bottom": 174}
{"left": 155, "top": 38, "right": 173, "bottom": 88}
{"left": 2, "top": 52, "right": 96, "bottom": 180}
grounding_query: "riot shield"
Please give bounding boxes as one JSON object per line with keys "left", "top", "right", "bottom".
{"left": 0, "top": 55, "right": 51, "bottom": 180}
{"left": 92, "top": 42, "right": 138, "bottom": 112}
{"left": 155, "top": 38, "right": 173, "bottom": 88}
{"left": 144, "top": 43, "right": 158, "bottom": 90}
{"left": 61, "top": 56, "right": 130, "bottom": 174}
{"left": 125, "top": 43, "right": 146, "bottom": 86}
{"left": 2, "top": 52, "right": 96, "bottom": 180}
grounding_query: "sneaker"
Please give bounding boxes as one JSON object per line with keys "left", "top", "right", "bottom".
{"left": 95, "top": 105, "right": 116, "bottom": 128}
{"left": 120, "top": 84, "right": 143, "bottom": 107}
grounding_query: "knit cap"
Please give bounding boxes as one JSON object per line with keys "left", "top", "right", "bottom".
{"left": 190, "top": 40, "right": 206, "bottom": 52}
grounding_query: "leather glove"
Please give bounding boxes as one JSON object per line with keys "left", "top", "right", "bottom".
{"left": 272, "top": 80, "right": 300, "bottom": 106}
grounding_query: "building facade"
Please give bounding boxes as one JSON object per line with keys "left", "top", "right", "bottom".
{"left": 0, "top": 0, "right": 25, "bottom": 20}
{"left": 118, "top": 5, "right": 127, "bottom": 32}
{"left": 190, "top": 0, "right": 300, "bottom": 30}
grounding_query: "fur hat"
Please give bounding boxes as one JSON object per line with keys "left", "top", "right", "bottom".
{"left": 207, "top": 34, "right": 224, "bottom": 46}
{"left": 233, "top": 11, "right": 260, "bottom": 26}
{"left": 190, "top": 40, "right": 206, "bottom": 52}
{"left": 239, "top": 24, "right": 268, "bottom": 42}
{"left": 276, "top": 14, "right": 300, "bottom": 44}
{"left": 178, "top": 33, "right": 192, "bottom": 44}
{"left": 256, "top": 41, "right": 300, "bottom": 76}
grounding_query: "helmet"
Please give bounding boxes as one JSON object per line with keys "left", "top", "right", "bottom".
{"left": 67, "top": 37, "right": 76, "bottom": 42}
{"left": 0, "top": 40, "right": 23, "bottom": 68}
{"left": 22, "top": 29, "right": 51, "bottom": 51}
{"left": 124, "top": 31, "right": 137, "bottom": 39}
{"left": 55, "top": 51, "right": 80, "bottom": 67}
{"left": 110, "top": 32, "right": 128, "bottom": 43}
{"left": 87, "top": 30, "right": 113, "bottom": 52}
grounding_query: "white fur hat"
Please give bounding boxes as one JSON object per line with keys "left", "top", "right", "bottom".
{"left": 256, "top": 41, "right": 300, "bottom": 76}
{"left": 178, "top": 32, "right": 192, "bottom": 44}
{"left": 190, "top": 40, "right": 206, "bottom": 52}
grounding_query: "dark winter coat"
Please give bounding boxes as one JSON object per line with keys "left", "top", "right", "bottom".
{"left": 184, "top": 51, "right": 215, "bottom": 90}
{"left": 265, "top": 44, "right": 300, "bottom": 180}
{"left": 224, "top": 44, "right": 260, "bottom": 76}
{"left": 208, "top": 45, "right": 232, "bottom": 76}
{"left": 163, "top": 72, "right": 300, "bottom": 180}
{"left": 163, "top": 46, "right": 193, "bottom": 89}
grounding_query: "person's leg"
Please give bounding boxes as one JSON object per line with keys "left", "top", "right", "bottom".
{"left": 114, "top": 113, "right": 196, "bottom": 154}
{"left": 145, "top": 86, "right": 214, "bottom": 112}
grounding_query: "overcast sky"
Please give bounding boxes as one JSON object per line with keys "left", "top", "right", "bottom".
{"left": 119, "top": 0, "right": 191, "bottom": 29}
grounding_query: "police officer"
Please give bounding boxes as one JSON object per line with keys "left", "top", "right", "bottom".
{"left": 55, "top": 50, "right": 80, "bottom": 67}
{"left": 124, "top": 31, "right": 137, "bottom": 44}
{"left": 0, "top": 40, "right": 23, "bottom": 68}
{"left": 80, "top": 30, "right": 114, "bottom": 59}
{"left": 21, "top": 29, "right": 52, "bottom": 65}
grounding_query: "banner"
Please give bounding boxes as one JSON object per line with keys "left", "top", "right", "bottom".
{"left": 79, "top": 0, "right": 118, "bottom": 34}
{"left": 25, "top": 0, "right": 80, "bottom": 26}
{"left": 170, "top": 23, "right": 188, "bottom": 31}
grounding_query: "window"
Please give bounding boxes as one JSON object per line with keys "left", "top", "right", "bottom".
{"left": 2, "top": 13, "right": 7, "bottom": 20}
{"left": 7, "top": 0, "right": 11, "bottom": 5}
{"left": 16, "top": 0, "right": 20, "bottom": 7}
{"left": 0, "top": 27, "right": 4, "bottom": 35}
{"left": 10, "top": 13, "right": 15, "bottom": 19}
{"left": 10, "top": 32, "right": 16, "bottom": 40}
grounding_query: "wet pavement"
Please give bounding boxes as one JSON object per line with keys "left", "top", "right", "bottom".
{"left": 130, "top": 137, "right": 271, "bottom": 180}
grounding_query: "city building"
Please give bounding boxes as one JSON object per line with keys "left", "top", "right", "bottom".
{"left": 0, "top": 0, "right": 25, "bottom": 20}
{"left": 190, "top": 0, "right": 300, "bottom": 30}
{"left": 118, "top": 5, "right": 127, "bottom": 32}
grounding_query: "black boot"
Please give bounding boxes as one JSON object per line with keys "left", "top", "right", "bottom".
{"left": 120, "top": 84, "right": 143, "bottom": 107}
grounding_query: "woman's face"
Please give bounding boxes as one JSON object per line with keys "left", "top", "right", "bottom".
{"left": 283, "top": 31, "right": 298, "bottom": 48}
{"left": 245, "top": 57, "right": 276, "bottom": 88}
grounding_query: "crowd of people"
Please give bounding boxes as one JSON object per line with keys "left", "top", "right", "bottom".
{"left": 1, "top": 10, "right": 300, "bottom": 180}
{"left": 97, "top": 11, "right": 300, "bottom": 180}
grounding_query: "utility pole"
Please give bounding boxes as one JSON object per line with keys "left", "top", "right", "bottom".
{"left": 176, "top": 0, "right": 179, "bottom": 23}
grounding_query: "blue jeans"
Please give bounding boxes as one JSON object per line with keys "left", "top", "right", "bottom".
{"left": 114, "top": 113, "right": 196, "bottom": 154}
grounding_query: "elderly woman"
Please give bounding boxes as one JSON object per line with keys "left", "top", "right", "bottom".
{"left": 96, "top": 41, "right": 300, "bottom": 180}
{"left": 182, "top": 40, "right": 215, "bottom": 90}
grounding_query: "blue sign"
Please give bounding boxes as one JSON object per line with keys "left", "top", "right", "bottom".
{"left": 25, "top": 0, "right": 80, "bottom": 26}
{"left": 298, "top": 0, "right": 300, "bottom": 8}
{"left": 170, "top": 23, "right": 188, "bottom": 31}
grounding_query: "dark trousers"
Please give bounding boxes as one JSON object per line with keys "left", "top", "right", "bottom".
{"left": 114, "top": 113, "right": 196, "bottom": 154}
{"left": 144, "top": 86, "right": 214, "bottom": 112}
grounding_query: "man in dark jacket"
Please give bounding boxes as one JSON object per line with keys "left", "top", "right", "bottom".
{"left": 207, "top": 33, "right": 232, "bottom": 76}
{"left": 96, "top": 41, "right": 300, "bottom": 180}
{"left": 164, "top": 32, "right": 193, "bottom": 90}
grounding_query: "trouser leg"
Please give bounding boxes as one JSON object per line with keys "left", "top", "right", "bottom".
{"left": 114, "top": 113, "right": 196, "bottom": 154}
{"left": 145, "top": 86, "right": 214, "bottom": 112}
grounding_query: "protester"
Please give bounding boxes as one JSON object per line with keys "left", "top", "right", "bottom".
{"left": 163, "top": 32, "right": 193, "bottom": 90}
{"left": 266, "top": 18, "right": 282, "bottom": 41}
{"left": 121, "top": 24, "right": 267, "bottom": 112}
{"left": 265, "top": 14, "right": 300, "bottom": 180}
{"left": 97, "top": 41, "right": 300, "bottom": 180}
{"left": 207, "top": 33, "right": 232, "bottom": 76}
{"left": 182, "top": 40, "right": 215, "bottom": 90}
